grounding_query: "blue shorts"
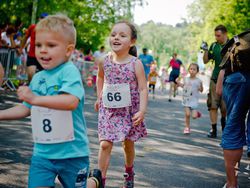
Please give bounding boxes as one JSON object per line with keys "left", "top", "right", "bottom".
{"left": 28, "top": 155, "right": 89, "bottom": 188}
{"left": 221, "top": 72, "right": 250, "bottom": 150}
{"left": 169, "top": 70, "right": 180, "bottom": 83}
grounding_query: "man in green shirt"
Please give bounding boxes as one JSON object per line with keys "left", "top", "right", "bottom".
{"left": 202, "top": 25, "right": 228, "bottom": 138}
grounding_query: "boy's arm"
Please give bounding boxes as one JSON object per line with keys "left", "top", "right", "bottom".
{"left": 133, "top": 60, "right": 148, "bottom": 125}
{"left": 0, "top": 105, "right": 30, "bottom": 120}
{"left": 18, "top": 86, "right": 79, "bottom": 110}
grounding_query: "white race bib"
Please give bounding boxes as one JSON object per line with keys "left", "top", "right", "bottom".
{"left": 31, "top": 106, "right": 75, "bottom": 144}
{"left": 151, "top": 77, "right": 157, "bottom": 82}
{"left": 102, "top": 83, "right": 132, "bottom": 108}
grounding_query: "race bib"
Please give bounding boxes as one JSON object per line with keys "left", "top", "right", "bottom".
{"left": 31, "top": 106, "right": 75, "bottom": 144}
{"left": 151, "top": 77, "right": 157, "bottom": 82}
{"left": 102, "top": 83, "right": 132, "bottom": 108}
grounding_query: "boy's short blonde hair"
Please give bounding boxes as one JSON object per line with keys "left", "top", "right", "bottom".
{"left": 35, "top": 14, "right": 76, "bottom": 45}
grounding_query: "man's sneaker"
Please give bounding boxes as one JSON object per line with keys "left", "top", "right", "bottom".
{"left": 247, "top": 150, "right": 250, "bottom": 158}
{"left": 123, "top": 172, "right": 134, "bottom": 188}
{"left": 89, "top": 169, "right": 104, "bottom": 188}
{"left": 207, "top": 130, "right": 217, "bottom": 138}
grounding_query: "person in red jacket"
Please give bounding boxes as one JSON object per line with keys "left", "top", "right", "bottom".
{"left": 19, "top": 13, "right": 48, "bottom": 82}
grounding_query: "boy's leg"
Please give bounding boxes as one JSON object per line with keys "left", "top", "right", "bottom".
{"left": 58, "top": 157, "right": 89, "bottom": 188}
{"left": 98, "top": 141, "right": 113, "bottom": 185}
{"left": 28, "top": 156, "right": 57, "bottom": 188}
{"left": 152, "top": 84, "right": 155, "bottom": 98}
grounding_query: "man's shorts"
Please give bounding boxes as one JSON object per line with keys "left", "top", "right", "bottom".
{"left": 26, "top": 56, "right": 43, "bottom": 71}
{"left": 221, "top": 72, "right": 250, "bottom": 149}
{"left": 28, "top": 155, "right": 89, "bottom": 188}
{"left": 207, "top": 79, "right": 226, "bottom": 112}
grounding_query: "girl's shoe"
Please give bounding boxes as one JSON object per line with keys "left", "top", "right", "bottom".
{"left": 123, "top": 172, "right": 134, "bottom": 188}
{"left": 183, "top": 127, "right": 190, "bottom": 134}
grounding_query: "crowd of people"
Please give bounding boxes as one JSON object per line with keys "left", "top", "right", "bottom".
{"left": 0, "top": 12, "right": 249, "bottom": 188}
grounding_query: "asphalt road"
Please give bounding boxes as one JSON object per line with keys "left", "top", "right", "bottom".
{"left": 0, "top": 84, "right": 249, "bottom": 188}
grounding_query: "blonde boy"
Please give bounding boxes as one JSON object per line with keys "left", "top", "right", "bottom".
{"left": 0, "top": 15, "right": 93, "bottom": 188}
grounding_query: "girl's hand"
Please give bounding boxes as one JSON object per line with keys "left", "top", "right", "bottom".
{"left": 17, "top": 86, "right": 36, "bottom": 104}
{"left": 94, "top": 99, "right": 100, "bottom": 112}
{"left": 132, "top": 111, "right": 145, "bottom": 126}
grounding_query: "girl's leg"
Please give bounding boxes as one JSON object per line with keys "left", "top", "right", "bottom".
{"left": 123, "top": 139, "right": 135, "bottom": 167}
{"left": 122, "top": 140, "right": 135, "bottom": 188}
{"left": 185, "top": 107, "right": 191, "bottom": 129}
{"left": 98, "top": 140, "right": 113, "bottom": 185}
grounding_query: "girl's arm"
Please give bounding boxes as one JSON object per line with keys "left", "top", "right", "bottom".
{"left": 17, "top": 86, "right": 79, "bottom": 111}
{"left": 0, "top": 105, "right": 30, "bottom": 120}
{"left": 132, "top": 60, "right": 148, "bottom": 126}
{"left": 94, "top": 58, "right": 105, "bottom": 111}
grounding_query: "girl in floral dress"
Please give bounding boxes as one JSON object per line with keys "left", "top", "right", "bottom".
{"left": 94, "top": 21, "right": 148, "bottom": 188}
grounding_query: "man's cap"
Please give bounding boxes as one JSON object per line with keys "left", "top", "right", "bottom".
{"left": 40, "top": 13, "right": 49, "bottom": 19}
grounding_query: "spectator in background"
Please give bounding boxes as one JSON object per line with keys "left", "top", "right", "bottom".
{"left": 139, "top": 48, "right": 154, "bottom": 79}
{"left": 84, "top": 48, "right": 94, "bottom": 61}
{"left": 19, "top": 13, "right": 48, "bottom": 82}
{"left": 0, "top": 22, "right": 7, "bottom": 90}
{"left": 1, "top": 25, "right": 17, "bottom": 48}
{"left": 202, "top": 25, "right": 228, "bottom": 138}
{"left": 93, "top": 46, "right": 106, "bottom": 59}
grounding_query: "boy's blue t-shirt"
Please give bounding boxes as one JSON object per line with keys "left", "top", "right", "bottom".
{"left": 23, "top": 61, "right": 90, "bottom": 159}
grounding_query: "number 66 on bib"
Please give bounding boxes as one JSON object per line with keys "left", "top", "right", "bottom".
{"left": 102, "top": 83, "right": 132, "bottom": 108}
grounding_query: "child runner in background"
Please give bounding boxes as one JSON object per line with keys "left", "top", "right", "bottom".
{"left": 159, "top": 67, "right": 168, "bottom": 93}
{"left": 0, "top": 14, "right": 103, "bottom": 188}
{"left": 177, "top": 63, "right": 203, "bottom": 134}
{"left": 94, "top": 21, "right": 148, "bottom": 188}
{"left": 148, "top": 66, "right": 158, "bottom": 99}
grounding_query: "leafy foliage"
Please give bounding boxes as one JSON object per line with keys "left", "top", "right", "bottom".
{"left": 0, "top": 0, "right": 144, "bottom": 51}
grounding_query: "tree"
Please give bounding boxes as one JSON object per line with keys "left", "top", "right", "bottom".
{"left": 0, "top": 0, "right": 144, "bottom": 50}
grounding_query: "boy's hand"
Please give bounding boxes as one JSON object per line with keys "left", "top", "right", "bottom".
{"left": 17, "top": 86, "right": 36, "bottom": 104}
{"left": 132, "top": 111, "right": 145, "bottom": 126}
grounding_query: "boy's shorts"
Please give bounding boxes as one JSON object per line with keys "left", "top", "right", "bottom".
{"left": 149, "top": 83, "right": 155, "bottom": 90}
{"left": 207, "top": 79, "right": 226, "bottom": 111}
{"left": 28, "top": 155, "right": 89, "bottom": 188}
{"left": 221, "top": 72, "right": 250, "bottom": 150}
